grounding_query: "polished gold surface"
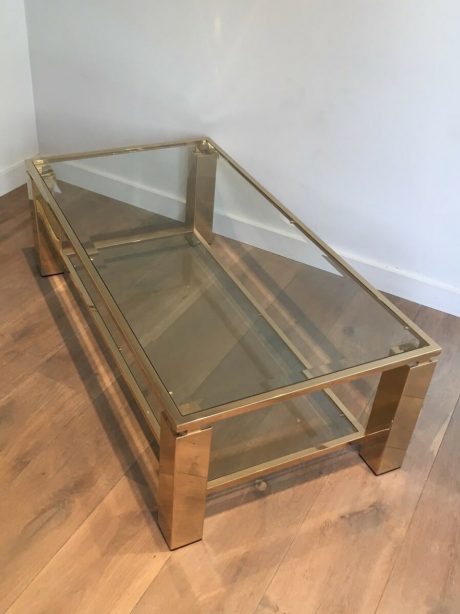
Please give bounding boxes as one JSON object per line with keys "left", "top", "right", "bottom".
{"left": 26, "top": 137, "right": 441, "bottom": 548}
{"left": 31, "top": 185, "right": 65, "bottom": 277}
{"left": 158, "top": 414, "right": 212, "bottom": 549}
{"left": 33, "top": 137, "right": 201, "bottom": 164}
{"left": 186, "top": 145, "right": 218, "bottom": 244}
{"left": 360, "top": 360, "right": 437, "bottom": 474}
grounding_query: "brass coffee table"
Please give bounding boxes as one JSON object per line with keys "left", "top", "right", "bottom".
{"left": 26, "top": 138, "right": 440, "bottom": 549}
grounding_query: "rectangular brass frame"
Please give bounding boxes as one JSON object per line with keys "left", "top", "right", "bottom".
{"left": 26, "top": 137, "right": 441, "bottom": 549}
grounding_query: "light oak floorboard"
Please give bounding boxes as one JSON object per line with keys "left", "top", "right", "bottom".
{"left": 7, "top": 449, "right": 167, "bottom": 614}
{"left": 376, "top": 396, "right": 460, "bottom": 614}
{"left": 0, "top": 370, "right": 155, "bottom": 612}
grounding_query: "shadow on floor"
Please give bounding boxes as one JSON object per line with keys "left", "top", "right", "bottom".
{"left": 23, "top": 246, "right": 160, "bottom": 523}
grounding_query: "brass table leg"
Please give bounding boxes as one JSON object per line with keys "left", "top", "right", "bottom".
{"left": 185, "top": 142, "right": 218, "bottom": 244}
{"left": 30, "top": 183, "right": 65, "bottom": 277}
{"left": 360, "top": 360, "right": 437, "bottom": 474}
{"left": 158, "top": 414, "right": 212, "bottom": 549}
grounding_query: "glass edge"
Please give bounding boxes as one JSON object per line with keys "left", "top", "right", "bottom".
{"left": 174, "top": 342, "right": 441, "bottom": 428}
{"left": 29, "top": 137, "right": 203, "bottom": 167}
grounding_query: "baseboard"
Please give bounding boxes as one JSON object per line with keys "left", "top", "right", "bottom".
{"left": 55, "top": 161, "right": 460, "bottom": 318}
{"left": 0, "top": 161, "right": 27, "bottom": 196}
{"left": 340, "top": 252, "right": 460, "bottom": 318}
{"left": 55, "top": 160, "right": 186, "bottom": 221}
{"left": 216, "top": 216, "right": 460, "bottom": 317}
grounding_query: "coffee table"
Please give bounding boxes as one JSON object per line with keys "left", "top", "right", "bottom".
{"left": 26, "top": 138, "right": 441, "bottom": 549}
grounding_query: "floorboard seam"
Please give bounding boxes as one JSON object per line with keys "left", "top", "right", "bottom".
{"left": 129, "top": 554, "right": 172, "bottom": 613}
{"left": 3, "top": 438, "right": 151, "bottom": 614}
{"left": 251, "top": 473, "right": 329, "bottom": 613}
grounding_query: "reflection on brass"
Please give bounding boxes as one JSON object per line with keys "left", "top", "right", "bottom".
{"left": 92, "top": 226, "right": 190, "bottom": 250}
{"left": 175, "top": 349, "right": 440, "bottom": 434}
{"left": 40, "top": 165, "right": 58, "bottom": 192}
{"left": 207, "top": 430, "right": 363, "bottom": 494}
{"left": 196, "top": 139, "right": 216, "bottom": 155}
{"left": 31, "top": 185, "right": 65, "bottom": 276}
{"left": 26, "top": 137, "right": 441, "bottom": 549}
{"left": 186, "top": 147, "right": 218, "bottom": 244}
{"left": 158, "top": 414, "right": 212, "bottom": 549}
{"left": 360, "top": 360, "right": 437, "bottom": 474}
{"left": 77, "top": 227, "right": 191, "bottom": 259}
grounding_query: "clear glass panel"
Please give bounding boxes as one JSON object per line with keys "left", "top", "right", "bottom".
{"left": 70, "top": 235, "right": 306, "bottom": 413}
{"left": 35, "top": 143, "right": 424, "bottom": 419}
{"left": 48, "top": 146, "right": 191, "bottom": 248}
{"left": 209, "top": 391, "right": 358, "bottom": 480}
{"left": 211, "top": 156, "right": 424, "bottom": 379}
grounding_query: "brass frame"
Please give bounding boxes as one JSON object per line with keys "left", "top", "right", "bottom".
{"left": 26, "top": 137, "right": 441, "bottom": 549}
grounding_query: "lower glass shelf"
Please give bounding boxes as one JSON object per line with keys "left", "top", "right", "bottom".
{"left": 208, "top": 390, "right": 364, "bottom": 488}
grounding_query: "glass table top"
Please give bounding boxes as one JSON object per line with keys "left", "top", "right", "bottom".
{"left": 34, "top": 141, "right": 426, "bottom": 418}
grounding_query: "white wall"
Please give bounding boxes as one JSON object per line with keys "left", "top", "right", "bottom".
{"left": 24, "top": 1, "right": 460, "bottom": 316}
{"left": 0, "top": 0, "right": 37, "bottom": 195}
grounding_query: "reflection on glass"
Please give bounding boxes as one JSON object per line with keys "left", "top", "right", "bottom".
{"left": 209, "top": 391, "right": 358, "bottom": 480}
{"left": 36, "top": 143, "right": 424, "bottom": 417}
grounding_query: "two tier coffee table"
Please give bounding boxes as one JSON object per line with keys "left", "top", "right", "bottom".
{"left": 26, "top": 138, "right": 440, "bottom": 549}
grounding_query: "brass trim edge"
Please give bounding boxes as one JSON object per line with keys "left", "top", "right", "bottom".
{"left": 207, "top": 430, "right": 364, "bottom": 493}
{"left": 64, "top": 252, "right": 161, "bottom": 442}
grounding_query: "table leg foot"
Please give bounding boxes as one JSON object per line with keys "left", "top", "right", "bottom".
{"left": 360, "top": 361, "right": 437, "bottom": 475}
{"left": 158, "top": 414, "right": 212, "bottom": 549}
{"left": 30, "top": 182, "right": 65, "bottom": 277}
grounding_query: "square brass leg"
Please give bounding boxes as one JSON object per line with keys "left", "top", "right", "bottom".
{"left": 158, "top": 414, "right": 212, "bottom": 549}
{"left": 185, "top": 144, "right": 218, "bottom": 244}
{"left": 30, "top": 183, "right": 65, "bottom": 277}
{"left": 360, "top": 361, "right": 437, "bottom": 474}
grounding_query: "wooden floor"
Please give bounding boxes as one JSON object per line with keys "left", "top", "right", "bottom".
{"left": 1, "top": 185, "right": 459, "bottom": 613}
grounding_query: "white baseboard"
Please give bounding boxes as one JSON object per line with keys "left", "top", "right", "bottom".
{"left": 54, "top": 161, "right": 460, "bottom": 318}
{"left": 215, "top": 213, "right": 460, "bottom": 317}
{"left": 341, "top": 251, "right": 460, "bottom": 318}
{"left": 0, "top": 161, "right": 27, "bottom": 197}
{"left": 55, "top": 160, "right": 186, "bottom": 221}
